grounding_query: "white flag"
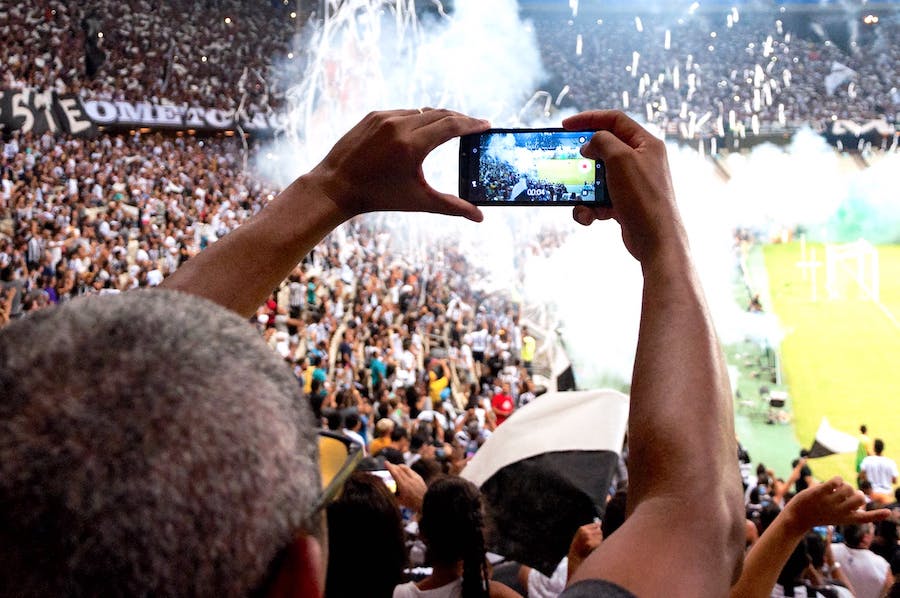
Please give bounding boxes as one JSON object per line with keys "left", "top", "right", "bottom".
{"left": 824, "top": 61, "right": 856, "bottom": 96}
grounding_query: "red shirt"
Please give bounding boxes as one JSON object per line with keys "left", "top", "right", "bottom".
{"left": 492, "top": 392, "right": 514, "bottom": 425}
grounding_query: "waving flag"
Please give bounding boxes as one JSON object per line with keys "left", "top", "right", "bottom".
{"left": 462, "top": 389, "right": 629, "bottom": 575}
{"left": 807, "top": 417, "right": 859, "bottom": 458}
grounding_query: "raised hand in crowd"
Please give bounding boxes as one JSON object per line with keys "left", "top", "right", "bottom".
{"left": 0, "top": 287, "right": 15, "bottom": 326}
{"left": 162, "top": 109, "right": 489, "bottom": 317}
{"left": 819, "top": 524, "right": 856, "bottom": 594}
{"left": 566, "top": 521, "right": 603, "bottom": 582}
{"left": 730, "top": 477, "right": 891, "bottom": 598}
{"left": 385, "top": 461, "right": 427, "bottom": 513}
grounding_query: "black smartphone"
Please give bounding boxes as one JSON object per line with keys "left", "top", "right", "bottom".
{"left": 458, "top": 128, "right": 609, "bottom": 207}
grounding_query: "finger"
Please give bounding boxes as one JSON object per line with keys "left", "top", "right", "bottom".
{"left": 563, "top": 110, "right": 648, "bottom": 149}
{"left": 573, "top": 205, "right": 594, "bottom": 226}
{"left": 384, "top": 461, "right": 403, "bottom": 478}
{"left": 413, "top": 112, "right": 491, "bottom": 154}
{"left": 821, "top": 477, "right": 844, "bottom": 493}
{"left": 850, "top": 508, "right": 892, "bottom": 524}
{"left": 572, "top": 204, "right": 613, "bottom": 226}
{"left": 836, "top": 490, "right": 867, "bottom": 513}
{"left": 410, "top": 107, "right": 460, "bottom": 128}
{"left": 386, "top": 108, "right": 431, "bottom": 117}
{"left": 428, "top": 190, "right": 484, "bottom": 223}
{"left": 833, "top": 481, "right": 856, "bottom": 500}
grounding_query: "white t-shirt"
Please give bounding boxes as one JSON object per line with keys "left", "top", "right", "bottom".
{"left": 400, "top": 349, "right": 416, "bottom": 373}
{"left": 769, "top": 584, "right": 853, "bottom": 598}
{"left": 146, "top": 269, "right": 164, "bottom": 287}
{"left": 470, "top": 328, "right": 489, "bottom": 352}
{"left": 460, "top": 344, "right": 474, "bottom": 371}
{"left": 859, "top": 455, "right": 898, "bottom": 494}
{"left": 528, "top": 557, "right": 568, "bottom": 598}
{"left": 831, "top": 543, "right": 890, "bottom": 598}
{"left": 393, "top": 579, "right": 462, "bottom": 598}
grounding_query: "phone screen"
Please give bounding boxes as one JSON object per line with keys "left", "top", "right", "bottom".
{"left": 459, "top": 128, "right": 609, "bottom": 207}
{"left": 370, "top": 469, "right": 397, "bottom": 494}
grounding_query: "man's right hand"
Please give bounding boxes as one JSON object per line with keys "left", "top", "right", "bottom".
{"left": 305, "top": 109, "right": 490, "bottom": 222}
{"left": 562, "top": 110, "right": 687, "bottom": 267}
{"left": 567, "top": 522, "right": 603, "bottom": 581}
{"left": 385, "top": 461, "right": 426, "bottom": 513}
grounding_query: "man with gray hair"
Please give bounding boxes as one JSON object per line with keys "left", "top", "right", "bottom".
{"left": 0, "top": 290, "right": 321, "bottom": 596}
{"left": 831, "top": 522, "right": 894, "bottom": 598}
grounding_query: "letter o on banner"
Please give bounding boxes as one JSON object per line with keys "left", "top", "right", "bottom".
{"left": 83, "top": 100, "right": 118, "bottom": 125}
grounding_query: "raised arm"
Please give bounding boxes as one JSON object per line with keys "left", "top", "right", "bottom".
{"left": 730, "top": 477, "right": 889, "bottom": 598}
{"left": 562, "top": 110, "right": 745, "bottom": 596}
{"left": 162, "top": 109, "right": 488, "bottom": 317}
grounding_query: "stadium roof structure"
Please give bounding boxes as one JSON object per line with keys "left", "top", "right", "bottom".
{"left": 519, "top": 0, "right": 900, "bottom": 12}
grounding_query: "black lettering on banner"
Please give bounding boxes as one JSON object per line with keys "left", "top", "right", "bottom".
{"left": 32, "top": 90, "right": 59, "bottom": 133}
{"left": 56, "top": 96, "right": 96, "bottom": 136}
{"left": 10, "top": 90, "right": 37, "bottom": 133}
{"left": 0, "top": 87, "right": 290, "bottom": 137}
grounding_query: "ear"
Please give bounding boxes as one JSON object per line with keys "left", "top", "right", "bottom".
{"left": 265, "top": 535, "right": 326, "bottom": 598}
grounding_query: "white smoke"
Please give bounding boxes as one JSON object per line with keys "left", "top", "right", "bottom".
{"left": 255, "top": 0, "right": 545, "bottom": 188}
{"left": 521, "top": 134, "right": 900, "bottom": 385}
{"left": 257, "top": 1, "right": 900, "bottom": 388}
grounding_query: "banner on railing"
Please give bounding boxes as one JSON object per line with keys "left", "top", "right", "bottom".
{"left": 1, "top": 88, "right": 282, "bottom": 137}
{"left": 825, "top": 118, "right": 897, "bottom": 150}
{"left": 0, "top": 89, "right": 96, "bottom": 136}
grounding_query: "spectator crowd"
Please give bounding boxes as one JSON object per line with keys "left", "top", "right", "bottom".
{"left": 535, "top": 9, "right": 899, "bottom": 135}
{"left": 1, "top": 0, "right": 299, "bottom": 113}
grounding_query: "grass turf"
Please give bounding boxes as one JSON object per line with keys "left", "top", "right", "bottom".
{"left": 763, "top": 241, "right": 900, "bottom": 484}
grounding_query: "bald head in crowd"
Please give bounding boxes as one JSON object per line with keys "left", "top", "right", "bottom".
{"left": 0, "top": 290, "right": 322, "bottom": 597}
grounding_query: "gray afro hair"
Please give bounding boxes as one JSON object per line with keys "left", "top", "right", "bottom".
{"left": 0, "top": 289, "right": 320, "bottom": 597}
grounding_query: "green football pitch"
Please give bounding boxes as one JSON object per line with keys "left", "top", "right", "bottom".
{"left": 535, "top": 158, "right": 594, "bottom": 185}
{"left": 761, "top": 242, "right": 900, "bottom": 484}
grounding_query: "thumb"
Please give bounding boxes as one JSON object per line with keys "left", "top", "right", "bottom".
{"left": 573, "top": 205, "right": 595, "bottom": 226}
{"left": 431, "top": 191, "right": 484, "bottom": 223}
{"left": 573, "top": 205, "right": 614, "bottom": 226}
{"left": 853, "top": 508, "right": 892, "bottom": 524}
{"left": 582, "top": 130, "right": 632, "bottom": 163}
